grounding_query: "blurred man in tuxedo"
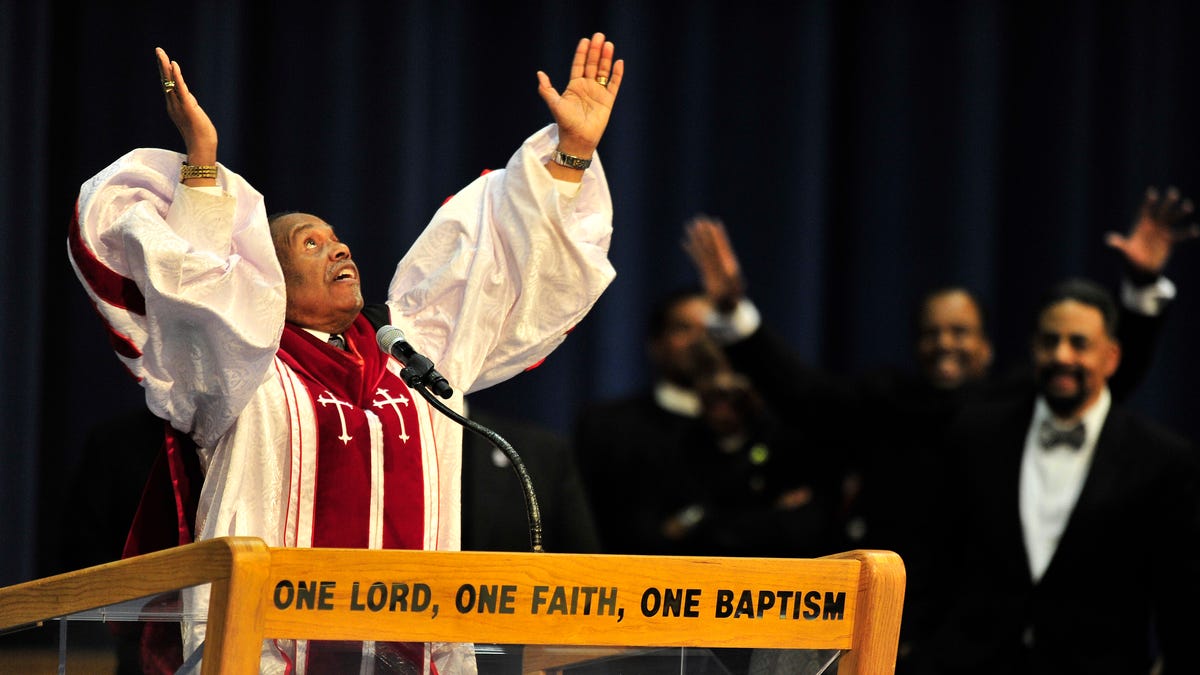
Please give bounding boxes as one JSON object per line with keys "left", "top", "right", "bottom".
{"left": 924, "top": 278, "right": 1200, "bottom": 674}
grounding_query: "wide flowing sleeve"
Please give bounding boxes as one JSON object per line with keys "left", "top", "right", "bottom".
{"left": 385, "top": 124, "right": 616, "bottom": 393}
{"left": 68, "top": 148, "right": 287, "bottom": 448}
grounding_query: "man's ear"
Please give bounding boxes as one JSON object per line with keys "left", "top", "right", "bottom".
{"left": 1103, "top": 340, "right": 1122, "bottom": 379}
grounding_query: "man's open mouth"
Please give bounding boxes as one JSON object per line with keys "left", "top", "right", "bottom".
{"left": 331, "top": 263, "right": 358, "bottom": 282}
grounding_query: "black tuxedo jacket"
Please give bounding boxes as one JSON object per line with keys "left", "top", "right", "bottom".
{"left": 928, "top": 393, "right": 1200, "bottom": 675}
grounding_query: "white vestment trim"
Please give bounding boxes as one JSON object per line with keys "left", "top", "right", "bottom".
{"left": 367, "top": 411, "right": 385, "bottom": 550}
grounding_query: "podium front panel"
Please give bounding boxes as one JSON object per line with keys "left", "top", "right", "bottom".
{"left": 263, "top": 549, "right": 860, "bottom": 650}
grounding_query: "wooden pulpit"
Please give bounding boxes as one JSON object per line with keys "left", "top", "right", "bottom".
{"left": 0, "top": 538, "right": 904, "bottom": 673}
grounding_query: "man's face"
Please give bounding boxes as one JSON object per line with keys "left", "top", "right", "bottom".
{"left": 272, "top": 213, "right": 363, "bottom": 334}
{"left": 649, "top": 295, "right": 713, "bottom": 386}
{"left": 915, "top": 291, "right": 993, "bottom": 390}
{"left": 1032, "top": 299, "right": 1121, "bottom": 419}
{"left": 697, "top": 370, "right": 760, "bottom": 438}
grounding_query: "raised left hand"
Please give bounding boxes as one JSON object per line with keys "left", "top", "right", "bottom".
{"left": 536, "top": 32, "right": 624, "bottom": 160}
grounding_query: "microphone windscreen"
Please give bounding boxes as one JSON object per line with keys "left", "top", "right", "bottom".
{"left": 376, "top": 324, "right": 405, "bottom": 354}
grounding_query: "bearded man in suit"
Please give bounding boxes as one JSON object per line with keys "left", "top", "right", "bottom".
{"left": 924, "top": 278, "right": 1200, "bottom": 675}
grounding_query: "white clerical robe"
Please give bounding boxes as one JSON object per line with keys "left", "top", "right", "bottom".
{"left": 69, "top": 124, "right": 615, "bottom": 674}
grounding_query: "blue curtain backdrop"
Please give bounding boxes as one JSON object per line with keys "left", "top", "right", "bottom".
{"left": 3, "top": 0, "right": 1199, "bottom": 585}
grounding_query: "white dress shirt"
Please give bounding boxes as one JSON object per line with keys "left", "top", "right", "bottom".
{"left": 654, "top": 379, "right": 703, "bottom": 418}
{"left": 1019, "top": 387, "right": 1111, "bottom": 583}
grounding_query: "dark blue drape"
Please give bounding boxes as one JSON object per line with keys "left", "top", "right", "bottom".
{"left": 4, "top": 0, "right": 1198, "bottom": 585}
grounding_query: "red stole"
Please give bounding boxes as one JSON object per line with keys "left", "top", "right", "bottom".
{"left": 277, "top": 313, "right": 428, "bottom": 550}
{"left": 277, "top": 314, "right": 431, "bottom": 672}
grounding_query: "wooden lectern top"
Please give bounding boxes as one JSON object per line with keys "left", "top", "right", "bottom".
{"left": 0, "top": 538, "right": 904, "bottom": 674}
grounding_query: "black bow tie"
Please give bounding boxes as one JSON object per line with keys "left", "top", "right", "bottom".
{"left": 328, "top": 334, "right": 347, "bottom": 351}
{"left": 1038, "top": 419, "right": 1085, "bottom": 450}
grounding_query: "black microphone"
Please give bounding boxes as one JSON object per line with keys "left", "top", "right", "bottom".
{"left": 375, "top": 325, "right": 454, "bottom": 399}
{"left": 375, "top": 324, "right": 545, "bottom": 552}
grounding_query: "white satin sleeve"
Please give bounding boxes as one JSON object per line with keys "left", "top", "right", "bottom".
{"left": 385, "top": 124, "right": 616, "bottom": 393}
{"left": 70, "top": 148, "right": 287, "bottom": 448}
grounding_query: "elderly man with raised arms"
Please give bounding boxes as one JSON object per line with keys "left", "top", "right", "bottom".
{"left": 69, "top": 34, "right": 624, "bottom": 675}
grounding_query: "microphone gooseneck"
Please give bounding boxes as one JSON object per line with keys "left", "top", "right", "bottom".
{"left": 375, "top": 325, "right": 545, "bottom": 553}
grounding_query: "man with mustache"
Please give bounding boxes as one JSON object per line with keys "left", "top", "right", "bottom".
{"left": 69, "top": 34, "right": 623, "bottom": 674}
{"left": 922, "top": 279, "right": 1199, "bottom": 674}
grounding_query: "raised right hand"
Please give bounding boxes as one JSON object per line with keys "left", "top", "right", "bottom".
{"left": 1105, "top": 185, "right": 1198, "bottom": 277}
{"left": 683, "top": 215, "right": 746, "bottom": 313}
{"left": 156, "top": 47, "right": 217, "bottom": 168}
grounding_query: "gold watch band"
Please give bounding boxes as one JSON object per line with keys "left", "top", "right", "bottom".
{"left": 180, "top": 162, "right": 218, "bottom": 181}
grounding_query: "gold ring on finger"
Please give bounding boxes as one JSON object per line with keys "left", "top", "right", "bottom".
{"left": 162, "top": 79, "right": 177, "bottom": 94}
{"left": 595, "top": 75, "right": 609, "bottom": 87}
